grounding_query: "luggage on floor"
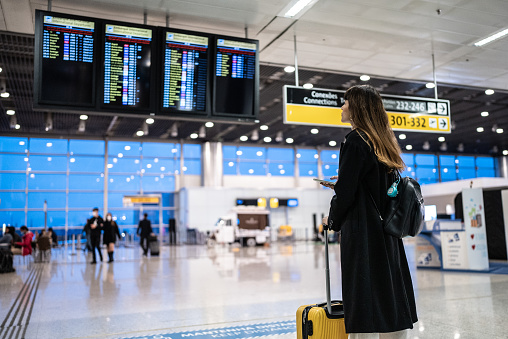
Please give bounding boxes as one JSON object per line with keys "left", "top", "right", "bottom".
{"left": 0, "top": 246, "right": 15, "bottom": 274}
{"left": 296, "top": 228, "right": 348, "bottom": 339}
{"left": 149, "top": 235, "right": 159, "bottom": 256}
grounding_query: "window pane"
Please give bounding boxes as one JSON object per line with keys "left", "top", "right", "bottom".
{"left": 69, "top": 174, "right": 104, "bottom": 190}
{"left": 456, "top": 156, "right": 475, "bottom": 167}
{"left": 108, "top": 193, "right": 125, "bottom": 208}
{"left": 268, "top": 162, "right": 294, "bottom": 176}
{"left": 161, "top": 193, "right": 174, "bottom": 208}
{"left": 297, "top": 149, "right": 318, "bottom": 162}
{"left": 239, "top": 162, "right": 266, "bottom": 175}
{"left": 0, "top": 211, "right": 25, "bottom": 226}
{"left": 109, "top": 209, "right": 137, "bottom": 227}
{"left": 439, "top": 155, "right": 456, "bottom": 167}
{"left": 27, "top": 211, "right": 65, "bottom": 228}
{"left": 68, "top": 210, "right": 94, "bottom": 227}
{"left": 109, "top": 158, "right": 140, "bottom": 173}
{"left": 30, "top": 155, "right": 67, "bottom": 172}
{"left": 28, "top": 173, "right": 66, "bottom": 190}
{"left": 401, "top": 153, "right": 414, "bottom": 166}
{"left": 477, "top": 168, "right": 495, "bottom": 177}
{"left": 69, "top": 156, "right": 104, "bottom": 173}
{"left": 416, "top": 166, "right": 438, "bottom": 184}
{"left": 142, "top": 158, "right": 175, "bottom": 174}
{"left": 30, "top": 138, "right": 67, "bottom": 154}
{"left": 267, "top": 148, "right": 294, "bottom": 162}
{"left": 68, "top": 192, "right": 103, "bottom": 209}
{"left": 183, "top": 159, "right": 200, "bottom": 175}
{"left": 108, "top": 141, "right": 141, "bottom": 156}
{"left": 476, "top": 157, "right": 494, "bottom": 168}
{"left": 0, "top": 137, "right": 28, "bottom": 153}
{"left": 28, "top": 192, "right": 66, "bottom": 209}
{"left": 0, "top": 192, "right": 25, "bottom": 208}
{"left": 0, "top": 173, "right": 26, "bottom": 190}
{"left": 142, "top": 142, "right": 176, "bottom": 157}
{"left": 142, "top": 175, "right": 175, "bottom": 192}
{"left": 69, "top": 140, "right": 105, "bottom": 155}
{"left": 321, "top": 150, "right": 339, "bottom": 163}
{"left": 322, "top": 163, "right": 338, "bottom": 177}
{"left": 109, "top": 174, "right": 140, "bottom": 191}
{"left": 458, "top": 168, "right": 476, "bottom": 180}
{"left": 299, "top": 162, "right": 318, "bottom": 177}
{"left": 223, "top": 161, "right": 237, "bottom": 175}
{"left": 183, "top": 144, "right": 201, "bottom": 158}
{"left": 237, "top": 146, "right": 265, "bottom": 160}
{"left": 415, "top": 154, "right": 437, "bottom": 166}
{"left": 0, "top": 154, "right": 28, "bottom": 171}
{"left": 223, "top": 146, "right": 237, "bottom": 160}
{"left": 441, "top": 167, "right": 456, "bottom": 182}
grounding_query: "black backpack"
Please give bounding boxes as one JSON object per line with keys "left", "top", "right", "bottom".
{"left": 369, "top": 174, "right": 425, "bottom": 238}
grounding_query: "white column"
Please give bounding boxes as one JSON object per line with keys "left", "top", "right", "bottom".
{"left": 201, "top": 142, "right": 223, "bottom": 187}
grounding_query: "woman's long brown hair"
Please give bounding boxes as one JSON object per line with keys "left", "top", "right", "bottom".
{"left": 344, "top": 85, "right": 405, "bottom": 171}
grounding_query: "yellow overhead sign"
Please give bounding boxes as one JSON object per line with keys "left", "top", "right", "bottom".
{"left": 123, "top": 196, "right": 160, "bottom": 205}
{"left": 283, "top": 85, "right": 451, "bottom": 133}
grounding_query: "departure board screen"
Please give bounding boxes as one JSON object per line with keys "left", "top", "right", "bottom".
{"left": 214, "top": 38, "right": 258, "bottom": 117}
{"left": 39, "top": 14, "right": 96, "bottom": 106}
{"left": 162, "top": 31, "right": 209, "bottom": 113}
{"left": 103, "top": 24, "right": 152, "bottom": 109}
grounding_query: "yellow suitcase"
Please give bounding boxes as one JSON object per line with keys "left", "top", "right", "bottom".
{"left": 296, "top": 229, "right": 348, "bottom": 338}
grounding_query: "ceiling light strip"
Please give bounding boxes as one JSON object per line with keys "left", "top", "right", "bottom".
{"left": 474, "top": 28, "right": 508, "bottom": 47}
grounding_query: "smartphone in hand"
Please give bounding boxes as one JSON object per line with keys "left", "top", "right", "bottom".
{"left": 313, "top": 178, "right": 335, "bottom": 185}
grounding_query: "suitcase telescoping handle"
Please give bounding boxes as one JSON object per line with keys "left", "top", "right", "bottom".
{"left": 324, "top": 227, "right": 332, "bottom": 315}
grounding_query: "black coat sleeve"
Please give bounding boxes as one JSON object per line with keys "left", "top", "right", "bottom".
{"left": 114, "top": 223, "right": 121, "bottom": 240}
{"left": 328, "top": 138, "right": 369, "bottom": 231}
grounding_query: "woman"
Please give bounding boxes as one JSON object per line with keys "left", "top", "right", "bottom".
{"left": 14, "top": 226, "right": 34, "bottom": 256}
{"left": 103, "top": 213, "right": 121, "bottom": 262}
{"left": 322, "top": 85, "right": 417, "bottom": 338}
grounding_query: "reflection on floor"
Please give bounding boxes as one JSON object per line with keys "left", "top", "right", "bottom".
{"left": 0, "top": 241, "right": 507, "bottom": 339}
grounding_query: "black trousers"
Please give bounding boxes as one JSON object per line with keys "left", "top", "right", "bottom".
{"left": 90, "top": 236, "right": 103, "bottom": 262}
{"left": 140, "top": 236, "right": 149, "bottom": 255}
{"left": 169, "top": 230, "right": 176, "bottom": 245}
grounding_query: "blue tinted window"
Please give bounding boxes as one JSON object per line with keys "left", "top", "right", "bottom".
{"left": 30, "top": 155, "right": 67, "bottom": 172}
{"left": 267, "top": 148, "right": 294, "bottom": 162}
{"left": 183, "top": 144, "right": 201, "bottom": 158}
{"left": 30, "top": 138, "right": 67, "bottom": 154}
{"left": 223, "top": 161, "right": 237, "bottom": 175}
{"left": 108, "top": 141, "right": 141, "bottom": 156}
{"left": 297, "top": 149, "right": 318, "bottom": 162}
{"left": 268, "top": 162, "right": 294, "bottom": 176}
{"left": 0, "top": 137, "right": 28, "bottom": 153}
{"left": 142, "top": 175, "right": 176, "bottom": 192}
{"left": 0, "top": 192, "right": 25, "bottom": 208}
{"left": 0, "top": 173, "right": 26, "bottom": 190}
{"left": 322, "top": 163, "right": 338, "bottom": 177}
{"left": 0, "top": 211, "right": 25, "bottom": 226}
{"left": 142, "top": 142, "right": 176, "bottom": 157}
{"left": 108, "top": 158, "right": 140, "bottom": 173}
{"left": 0, "top": 154, "right": 27, "bottom": 171}
{"left": 415, "top": 154, "right": 437, "bottom": 166}
{"left": 416, "top": 166, "right": 438, "bottom": 184}
{"left": 476, "top": 157, "right": 494, "bottom": 168}
{"left": 69, "top": 174, "right": 104, "bottom": 190}
{"left": 142, "top": 158, "right": 175, "bottom": 174}
{"left": 109, "top": 174, "right": 140, "bottom": 191}
{"left": 401, "top": 153, "right": 414, "bottom": 166}
{"left": 68, "top": 210, "right": 94, "bottom": 227}
{"left": 108, "top": 193, "right": 125, "bottom": 208}
{"left": 239, "top": 162, "right": 266, "bottom": 175}
{"left": 161, "top": 193, "right": 174, "bottom": 208}
{"left": 108, "top": 210, "right": 137, "bottom": 226}
{"left": 401, "top": 167, "right": 416, "bottom": 179}
{"left": 441, "top": 167, "right": 457, "bottom": 182}
{"left": 69, "top": 156, "right": 104, "bottom": 173}
{"left": 28, "top": 192, "right": 66, "bottom": 209}
{"left": 69, "top": 140, "right": 105, "bottom": 155}
{"left": 439, "top": 155, "right": 456, "bottom": 167}
{"left": 321, "top": 150, "right": 340, "bottom": 163}
{"left": 183, "top": 159, "right": 201, "bottom": 175}
{"left": 456, "top": 156, "right": 475, "bottom": 167}
{"left": 477, "top": 168, "right": 495, "bottom": 178}
{"left": 68, "top": 192, "right": 103, "bottom": 209}
{"left": 238, "top": 146, "right": 265, "bottom": 160}
{"left": 223, "top": 146, "right": 237, "bottom": 160}
{"left": 28, "top": 173, "right": 67, "bottom": 190}
{"left": 299, "top": 162, "right": 318, "bottom": 177}
{"left": 458, "top": 168, "right": 476, "bottom": 180}
{"left": 27, "top": 211, "right": 65, "bottom": 228}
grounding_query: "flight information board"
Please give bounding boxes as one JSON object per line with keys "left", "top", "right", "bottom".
{"left": 103, "top": 24, "right": 152, "bottom": 109}
{"left": 214, "top": 38, "right": 258, "bottom": 117}
{"left": 39, "top": 14, "right": 96, "bottom": 105}
{"left": 162, "top": 31, "right": 209, "bottom": 113}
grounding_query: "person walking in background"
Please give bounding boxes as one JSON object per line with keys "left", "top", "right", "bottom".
{"left": 321, "top": 85, "right": 417, "bottom": 338}
{"left": 0, "top": 228, "right": 13, "bottom": 245}
{"left": 103, "top": 213, "right": 121, "bottom": 263}
{"left": 87, "top": 207, "right": 104, "bottom": 264}
{"left": 47, "top": 227, "right": 58, "bottom": 247}
{"left": 137, "top": 213, "right": 152, "bottom": 256}
{"left": 14, "top": 226, "right": 34, "bottom": 256}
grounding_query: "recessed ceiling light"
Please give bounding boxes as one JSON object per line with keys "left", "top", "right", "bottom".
{"left": 474, "top": 28, "right": 508, "bottom": 47}
{"left": 438, "top": 136, "right": 445, "bottom": 142}
{"left": 0, "top": 67, "right": 2, "bottom": 73}
{"left": 284, "top": 65, "right": 295, "bottom": 73}
{"left": 260, "top": 125, "right": 268, "bottom": 130}
{"left": 6, "top": 110, "right": 15, "bottom": 115}
{"left": 329, "top": 140, "right": 337, "bottom": 147}
{"left": 303, "top": 83, "right": 313, "bottom": 89}
{"left": 80, "top": 114, "right": 88, "bottom": 120}
{"left": 15, "top": 124, "right": 20, "bottom": 129}
{"left": 485, "top": 89, "right": 495, "bottom": 95}
{"left": 239, "top": 135, "right": 248, "bottom": 142}
{"left": 136, "top": 130, "right": 144, "bottom": 136}
{"left": 264, "top": 137, "right": 272, "bottom": 142}
{"left": 190, "top": 133, "right": 198, "bottom": 139}
{"left": 504, "top": 150, "right": 508, "bottom": 156}
{"left": 310, "top": 128, "right": 319, "bottom": 134}
{"left": 481, "top": 111, "right": 489, "bottom": 117}
{"left": 205, "top": 122, "right": 214, "bottom": 128}
{"left": 399, "top": 134, "right": 406, "bottom": 140}
{"left": 360, "top": 75, "right": 370, "bottom": 81}
{"left": 146, "top": 118, "right": 154, "bottom": 124}
{"left": 497, "top": 128, "right": 504, "bottom": 134}
{"left": 1, "top": 92, "right": 10, "bottom": 98}
{"left": 286, "top": 138, "right": 294, "bottom": 144}
{"left": 282, "top": 0, "right": 319, "bottom": 18}
{"left": 405, "top": 145, "right": 413, "bottom": 150}
{"left": 426, "top": 83, "right": 435, "bottom": 89}
{"left": 477, "top": 127, "right": 484, "bottom": 132}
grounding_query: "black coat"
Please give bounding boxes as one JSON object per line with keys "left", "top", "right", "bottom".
{"left": 137, "top": 219, "right": 152, "bottom": 237}
{"left": 87, "top": 216, "right": 104, "bottom": 238}
{"left": 103, "top": 220, "right": 121, "bottom": 244}
{"left": 328, "top": 130, "right": 417, "bottom": 333}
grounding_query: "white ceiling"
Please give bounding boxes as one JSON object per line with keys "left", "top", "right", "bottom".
{"left": 2, "top": 0, "right": 508, "bottom": 90}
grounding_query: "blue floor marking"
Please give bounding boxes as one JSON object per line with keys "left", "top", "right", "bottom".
{"left": 117, "top": 320, "right": 296, "bottom": 339}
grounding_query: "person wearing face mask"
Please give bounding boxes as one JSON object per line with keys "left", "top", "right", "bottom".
{"left": 87, "top": 207, "right": 104, "bottom": 264}
{"left": 103, "top": 213, "right": 121, "bottom": 263}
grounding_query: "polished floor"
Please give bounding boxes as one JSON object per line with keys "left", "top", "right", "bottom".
{"left": 1, "top": 240, "right": 508, "bottom": 339}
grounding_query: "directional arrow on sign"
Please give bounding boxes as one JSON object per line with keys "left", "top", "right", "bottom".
{"left": 438, "top": 103, "right": 447, "bottom": 115}
{"left": 429, "top": 118, "right": 437, "bottom": 129}
{"left": 438, "top": 118, "right": 448, "bottom": 130}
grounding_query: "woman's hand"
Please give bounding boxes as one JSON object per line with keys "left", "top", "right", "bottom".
{"left": 322, "top": 216, "right": 329, "bottom": 226}
{"left": 319, "top": 176, "right": 337, "bottom": 189}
